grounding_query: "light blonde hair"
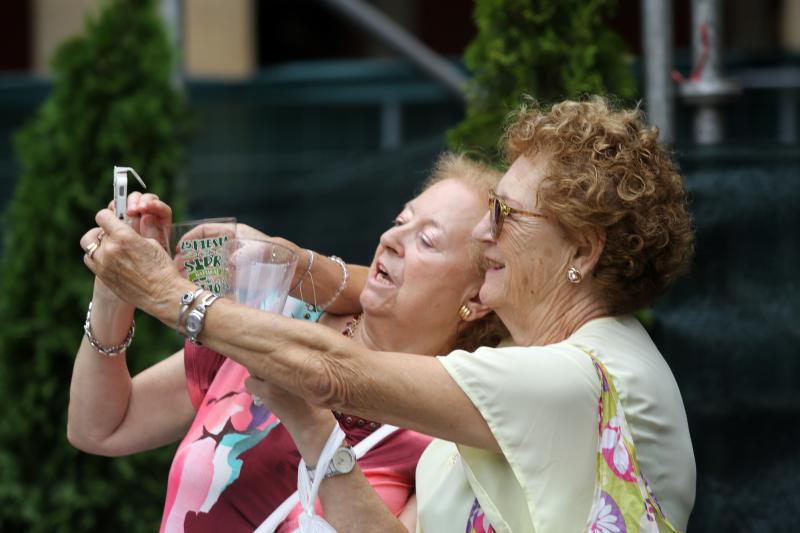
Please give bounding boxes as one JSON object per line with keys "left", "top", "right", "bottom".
{"left": 422, "top": 152, "right": 509, "bottom": 351}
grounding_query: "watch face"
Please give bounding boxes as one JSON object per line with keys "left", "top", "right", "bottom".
{"left": 186, "top": 313, "right": 202, "bottom": 333}
{"left": 332, "top": 447, "right": 356, "bottom": 473}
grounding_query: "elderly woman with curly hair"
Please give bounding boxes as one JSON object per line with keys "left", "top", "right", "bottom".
{"left": 81, "top": 96, "right": 696, "bottom": 532}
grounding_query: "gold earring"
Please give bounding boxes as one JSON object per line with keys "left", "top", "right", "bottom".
{"left": 567, "top": 266, "right": 582, "bottom": 283}
{"left": 458, "top": 304, "right": 472, "bottom": 321}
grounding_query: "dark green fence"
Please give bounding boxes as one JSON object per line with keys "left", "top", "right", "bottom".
{"left": 181, "top": 60, "right": 462, "bottom": 263}
{"left": 653, "top": 144, "right": 800, "bottom": 531}
{"left": 0, "top": 77, "right": 49, "bottom": 223}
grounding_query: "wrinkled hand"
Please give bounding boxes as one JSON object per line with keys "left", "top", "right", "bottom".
{"left": 108, "top": 192, "right": 172, "bottom": 250}
{"left": 179, "top": 222, "right": 307, "bottom": 288}
{"left": 235, "top": 224, "right": 305, "bottom": 260}
{"left": 234, "top": 223, "right": 271, "bottom": 242}
{"left": 81, "top": 208, "right": 188, "bottom": 318}
{"left": 182, "top": 222, "right": 305, "bottom": 266}
{"left": 93, "top": 193, "right": 173, "bottom": 303}
{"left": 244, "top": 375, "right": 332, "bottom": 430}
{"left": 176, "top": 221, "right": 236, "bottom": 254}
{"left": 245, "top": 375, "right": 337, "bottom": 464}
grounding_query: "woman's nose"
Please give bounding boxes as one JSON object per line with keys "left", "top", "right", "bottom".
{"left": 472, "top": 210, "right": 494, "bottom": 243}
{"left": 379, "top": 225, "right": 404, "bottom": 257}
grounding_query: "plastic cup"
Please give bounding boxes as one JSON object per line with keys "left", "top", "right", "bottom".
{"left": 222, "top": 239, "right": 298, "bottom": 312}
{"left": 169, "top": 217, "right": 237, "bottom": 295}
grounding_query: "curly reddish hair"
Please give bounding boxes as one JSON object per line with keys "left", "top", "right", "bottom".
{"left": 503, "top": 96, "right": 694, "bottom": 314}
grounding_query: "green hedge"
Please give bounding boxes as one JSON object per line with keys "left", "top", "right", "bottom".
{"left": 0, "top": 0, "right": 189, "bottom": 530}
{"left": 449, "top": 0, "right": 637, "bottom": 163}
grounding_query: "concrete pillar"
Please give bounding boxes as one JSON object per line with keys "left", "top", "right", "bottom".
{"left": 184, "top": 0, "right": 256, "bottom": 78}
{"left": 161, "top": 0, "right": 184, "bottom": 87}
{"left": 32, "top": 0, "right": 99, "bottom": 74}
{"left": 641, "top": 0, "right": 675, "bottom": 143}
{"left": 781, "top": 0, "right": 800, "bottom": 52}
{"left": 679, "top": 0, "right": 739, "bottom": 145}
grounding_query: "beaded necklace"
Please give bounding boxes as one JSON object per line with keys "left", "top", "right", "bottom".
{"left": 343, "top": 314, "right": 361, "bottom": 338}
{"left": 335, "top": 314, "right": 381, "bottom": 430}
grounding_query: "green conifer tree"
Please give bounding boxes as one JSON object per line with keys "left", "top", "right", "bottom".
{"left": 449, "top": 0, "right": 637, "bottom": 163}
{"left": 0, "top": 0, "right": 189, "bottom": 530}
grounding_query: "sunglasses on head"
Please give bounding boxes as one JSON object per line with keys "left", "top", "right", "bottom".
{"left": 488, "top": 189, "right": 547, "bottom": 240}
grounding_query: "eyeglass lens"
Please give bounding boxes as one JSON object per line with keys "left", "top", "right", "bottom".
{"left": 490, "top": 194, "right": 502, "bottom": 239}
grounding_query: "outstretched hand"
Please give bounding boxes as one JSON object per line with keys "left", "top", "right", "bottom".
{"left": 244, "top": 375, "right": 337, "bottom": 465}
{"left": 81, "top": 208, "right": 189, "bottom": 318}
{"left": 236, "top": 223, "right": 305, "bottom": 260}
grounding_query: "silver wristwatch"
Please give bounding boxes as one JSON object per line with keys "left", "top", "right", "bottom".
{"left": 309, "top": 443, "right": 356, "bottom": 481}
{"left": 185, "top": 292, "right": 219, "bottom": 343}
{"left": 178, "top": 288, "right": 204, "bottom": 330}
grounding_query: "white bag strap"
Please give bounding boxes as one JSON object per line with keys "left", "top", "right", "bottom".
{"left": 255, "top": 423, "right": 399, "bottom": 533}
{"left": 293, "top": 425, "right": 344, "bottom": 533}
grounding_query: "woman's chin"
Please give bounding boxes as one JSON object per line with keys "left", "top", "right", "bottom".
{"left": 478, "top": 280, "right": 503, "bottom": 311}
{"left": 358, "top": 290, "right": 393, "bottom": 318}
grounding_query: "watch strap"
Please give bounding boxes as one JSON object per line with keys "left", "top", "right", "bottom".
{"left": 177, "top": 288, "right": 204, "bottom": 330}
{"left": 324, "top": 443, "right": 355, "bottom": 479}
{"left": 184, "top": 291, "right": 220, "bottom": 343}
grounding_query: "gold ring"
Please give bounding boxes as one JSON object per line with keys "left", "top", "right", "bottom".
{"left": 97, "top": 230, "right": 106, "bottom": 242}
{"left": 85, "top": 241, "right": 99, "bottom": 259}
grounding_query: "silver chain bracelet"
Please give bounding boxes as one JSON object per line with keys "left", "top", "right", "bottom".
{"left": 290, "top": 249, "right": 315, "bottom": 292}
{"left": 83, "top": 301, "right": 135, "bottom": 357}
{"left": 314, "top": 255, "right": 349, "bottom": 312}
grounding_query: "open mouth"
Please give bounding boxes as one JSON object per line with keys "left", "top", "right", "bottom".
{"left": 375, "top": 261, "right": 394, "bottom": 285}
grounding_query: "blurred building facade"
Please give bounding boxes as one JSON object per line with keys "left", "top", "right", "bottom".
{"left": 1, "top": 0, "right": 479, "bottom": 77}
{"left": 3, "top": 1, "right": 800, "bottom": 75}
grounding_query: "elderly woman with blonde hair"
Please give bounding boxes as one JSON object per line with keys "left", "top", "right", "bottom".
{"left": 69, "top": 153, "right": 508, "bottom": 532}
{"left": 82, "top": 96, "right": 696, "bottom": 532}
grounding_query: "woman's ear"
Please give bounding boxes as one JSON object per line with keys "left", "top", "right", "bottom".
{"left": 572, "top": 227, "right": 605, "bottom": 277}
{"left": 460, "top": 294, "right": 493, "bottom": 322}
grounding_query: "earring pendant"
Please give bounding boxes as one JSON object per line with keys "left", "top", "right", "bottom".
{"left": 567, "top": 267, "right": 582, "bottom": 284}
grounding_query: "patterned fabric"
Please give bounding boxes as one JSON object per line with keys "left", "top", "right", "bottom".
{"left": 460, "top": 351, "right": 684, "bottom": 533}
{"left": 160, "top": 298, "right": 431, "bottom": 532}
{"left": 424, "top": 316, "right": 694, "bottom": 533}
{"left": 466, "top": 498, "right": 496, "bottom": 533}
{"left": 585, "top": 353, "right": 681, "bottom": 533}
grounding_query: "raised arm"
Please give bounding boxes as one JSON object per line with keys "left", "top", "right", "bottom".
{"left": 83, "top": 209, "right": 498, "bottom": 451}
{"left": 67, "top": 281, "right": 193, "bottom": 456}
{"left": 68, "top": 195, "right": 195, "bottom": 456}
